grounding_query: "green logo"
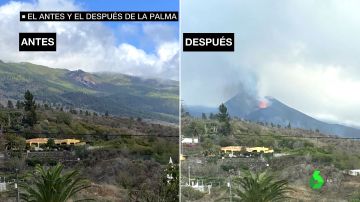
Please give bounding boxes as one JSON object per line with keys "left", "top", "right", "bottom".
{"left": 309, "top": 170, "right": 325, "bottom": 190}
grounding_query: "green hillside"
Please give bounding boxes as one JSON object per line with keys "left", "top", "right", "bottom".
{"left": 0, "top": 96, "right": 179, "bottom": 201}
{"left": 0, "top": 61, "right": 179, "bottom": 122}
{"left": 181, "top": 114, "right": 360, "bottom": 201}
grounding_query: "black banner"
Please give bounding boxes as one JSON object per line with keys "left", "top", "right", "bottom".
{"left": 19, "top": 33, "right": 56, "bottom": 51}
{"left": 183, "top": 33, "right": 235, "bottom": 52}
{"left": 20, "top": 11, "right": 178, "bottom": 21}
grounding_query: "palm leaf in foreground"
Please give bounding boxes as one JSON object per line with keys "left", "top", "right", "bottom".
{"left": 20, "top": 163, "right": 92, "bottom": 202}
{"left": 232, "top": 171, "right": 292, "bottom": 202}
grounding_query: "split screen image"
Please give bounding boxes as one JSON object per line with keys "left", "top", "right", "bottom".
{"left": 0, "top": 0, "right": 360, "bottom": 201}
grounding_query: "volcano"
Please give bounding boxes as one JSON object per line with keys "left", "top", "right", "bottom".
{"left": 186, "top": 92, "right": 360, "bottom": 138}
{"left": 227, "top": 95, "right": 360, "bottom": 138}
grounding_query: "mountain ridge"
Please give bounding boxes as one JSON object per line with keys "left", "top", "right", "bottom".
{"left": 0, "top": 61, "right": 179, "bottom": 122}
{"left": 185, "top": 93, "right": 360, "bottom": 137}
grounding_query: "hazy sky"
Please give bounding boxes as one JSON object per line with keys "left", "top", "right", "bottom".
{"left": 181, "top": 0, "right": 360, "bottom": 127}
{"left": 0, "top": 0, "right": 179, "bottom": 80}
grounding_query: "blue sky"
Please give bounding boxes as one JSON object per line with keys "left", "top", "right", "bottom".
{"left": 0, "top": 0, "right": 179, "bottom": 80}
{"left": 77, "top": 0, "right": 179, "bottom": 51}
{"left": 77, "top": 0, "right": 179, "bottom": 11}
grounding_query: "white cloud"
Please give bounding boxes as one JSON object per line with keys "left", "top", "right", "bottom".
{"left": 182, "top": 0, "right": 360, "bottom": 127}
{"left": 0, "top": 0, "right": 179, "bottom": 80}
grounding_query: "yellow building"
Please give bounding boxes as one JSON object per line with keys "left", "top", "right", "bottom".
{"left": 221, "top": 146, "right": 274, "bottom": 154}
{"left": 26, "top": 138, "right": 48, "bottom": 147}
{"left": 26, "top": 138, "right": 82, "bottom": 147}
{"left": 180, "top": 154, "right": 188, "bottom": 161}
{"left": 54, "top": 139, "right": 81, "bottom": 145}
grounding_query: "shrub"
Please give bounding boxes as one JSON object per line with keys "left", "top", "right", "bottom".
{"left": 181, "top": 186, "right": 205, "bottom": 200}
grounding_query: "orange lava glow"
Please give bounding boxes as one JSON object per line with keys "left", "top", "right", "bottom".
{"left": 259, "top": 100, "right": 268, "bottom": 109}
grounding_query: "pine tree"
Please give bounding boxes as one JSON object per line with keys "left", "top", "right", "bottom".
{"left": 217, "top": 104, "right": 229, "bottom": 122}
{"left": 7, "top": 100, "right": 13, "bottom": 109}
{"left": 16, "top": 100, "right": 21, "bottom": 109}
{"left": 217, "top": 103, "right": 231, "bottom": 136}
{"left": 23, "top": 90, "right": 37, "bottom": 127}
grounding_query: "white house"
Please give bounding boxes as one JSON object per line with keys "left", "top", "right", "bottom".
{"left": 0, "top": 182, "right": 5, "bottom": 192}
{"left": 348, "top": 169, "right": 360, "bottom": 176}
{"left": 182, "top": 137, "right": 199, "bottom": 144}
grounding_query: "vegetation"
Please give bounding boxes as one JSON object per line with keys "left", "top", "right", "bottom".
{"left": 0, "top": 90, "right": 179, "bottom": 201}
{"left": 20, "top": 163, "right": 91, "bottom": 202}
{"left": 217, "top": 103, "right": 231, "bottom": 136}
{"left": 232, "top": 171, "right": 292, "bottom": 202}
{"left": 181, "top": 187, "right": 205, "bottom": 200}
{"left": 159, "top": 161, "right": 179, "bottom": 201}
{"left": 0, "top": 61, "right": 179, "bottom": 122}
{"left": 23, "top": 90, "right": 37, "bottom": 127}
{"left": 46, "top": 138, "right": 56, "bottom": 149}
{"left": 7, "top": 100, "right": 13, "bottom": 109}
{"left": 181, "top": 113, "right": 360, "bottom": 201}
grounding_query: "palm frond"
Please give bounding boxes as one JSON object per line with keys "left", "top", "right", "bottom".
{"left": 232, "top": 171, "right": 292, "bottom": 202}
{"left": 20, "top": 163, "right": 91, "bottom": 202}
